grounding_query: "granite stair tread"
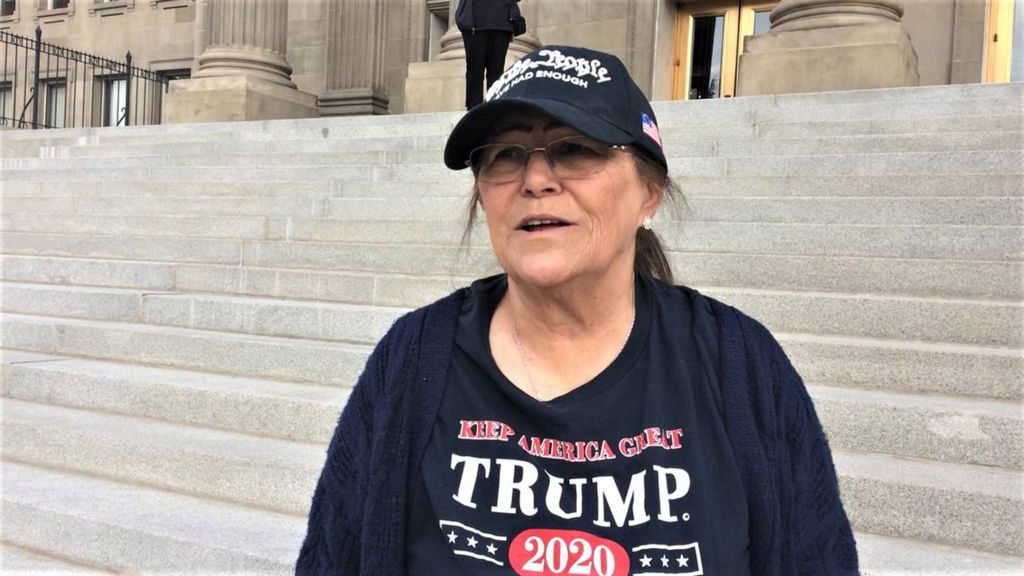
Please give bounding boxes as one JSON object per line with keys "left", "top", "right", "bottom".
{"left": 1, "top": 461, "right": 304, "bottom": 574}
{"left": 1, "top": 398, "right": 324, "bottom": 515}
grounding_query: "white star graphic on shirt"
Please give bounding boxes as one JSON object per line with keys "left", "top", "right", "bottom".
{"left": 487, "top": 543, "right": 497, "bottom": 555}
{"left": 466, "top": 536, "right": 478, "bottom": 548}
{"left": 661, "top": 555, "right": 670, "bottom": 567}
{"left": 639, "top": 554, "right": 652, "bottom": 567}
{"left": 446, "top": 530, "right": 457, "bottom": 544}
{"left": 677, "top": 554, "right": 689, "bottom": 567}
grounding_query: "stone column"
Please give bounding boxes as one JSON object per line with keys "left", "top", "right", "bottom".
{"left": 193, "top": 0, "right": 295, "bottom": 87}
{"left": 320, "top": 0, "right": 389, "bottom": 116}
{"left": 736, "top": 0, "right": 919, "bottom": 96}
{"left": 405, "top": 0, "right": 541, "bottom": 113}
{"left": 163, "top": 0, "right": 317, "bottom": 123}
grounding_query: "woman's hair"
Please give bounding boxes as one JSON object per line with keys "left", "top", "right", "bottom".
{"left": 460, "top": 150, "right": 684, "bottom": 284}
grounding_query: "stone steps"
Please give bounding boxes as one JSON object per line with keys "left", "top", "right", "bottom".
{"left": 855, "top": 533, "right": 1024, "bottom": 574}
{"left": 0, "top": 350, "right": 348, "bottom": 444}
{"left": 1, "top": 179, "right": 335, "bottom": 198}
{"left": 0, "top": 254, "right": 474, "bottom": 304}
{"left": 2, "top": 237, "right": 1018, "bottom": 299}
{"left": 755, "top": 114, "right": 1023, "bottom": 139}
{"left": 836, "top": 451, "right": 1023, "bottom": 557}
{"left": 810, "top": 384, "right": 1022, "bottom": 469}
{"left": 3, "top": 456, "right": 1021, "bottom": 575}
{"left": 2, "top": 394, "right": 1020, "bottom": 557}
{"left": 1, "top": 462, "right": 303, "bottom": 574}
{"left": 4, "top": 150, "right": 1020, "bottom": 182}
{"left": 5, "top": 194, "right": 1018, "bottom": 226}
{"left": 4, "top": 215, "right": 1020, "bottom": 261}
{"left": 1, "top": 313, "right": 371, "bottom": 386}
{"left": 1, "top": 398, "right": 323, "bottom": 515}
{"left": 780, "top": 334, "right": 1022, "bottom": 402}
{"left": 11, "top": 129, "right": 1017, "bottom": 164}
{"left": 342, "top": 173, "right": 1024, "bottom": 198}
{"left": 2, "top": 281, "right": 1018, "bottom": 348}
{"left": 0, "top": 543, "right": 114, "bottom": 574}
{"left": 5, "top": 107, "right": 1017, "bottom": 158}
{"left": 2, "top": 310, "right": 1018, "bottom": 404}
{"left": 1, "top": 82, "right": 1021, "bottom": 568}
{"left": 4, "top": 173, "right": 1019, "bottom": 199}
{"left": 1, "top": 114, "right": 1011, "bottom": 162}
{"left": 0, "top": 81, "right": 1016, "bottom": 152}
{"left": 3, "top": 348, "right": 1018, "bottom": 471}
{"left": 379, "top": 150, "right": 1023, "bottom": 182}
{"left": 326, "top": 195, "right": 1024, "bottom": 225}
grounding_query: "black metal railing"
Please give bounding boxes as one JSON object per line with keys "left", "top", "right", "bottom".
{"left": 1, "top": 26, "right": 169, "bottom": 130}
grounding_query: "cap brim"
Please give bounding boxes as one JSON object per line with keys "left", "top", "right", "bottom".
{"left": 444, "top": 97, "right": 635, "bottom": 170}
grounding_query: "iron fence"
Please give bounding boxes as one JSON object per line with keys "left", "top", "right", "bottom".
{"left": 1, "top": 26, "right": 169, "bottom": 130}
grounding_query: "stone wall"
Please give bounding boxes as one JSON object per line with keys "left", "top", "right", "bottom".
{"left": 0, "top": 0, "right": 195, "bottom": 74}
{"left": 286, "top": 0, "right": 327, "bottom": 98}
{"left": 902, "top": 0, "right": 956, "bottom": 85}
{"left": 0, "top": 0, "right": 998, "bottom": 116}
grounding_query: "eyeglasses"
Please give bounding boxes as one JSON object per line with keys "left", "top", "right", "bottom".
{"left": 467, "top": 136, "right": 632, "bottom": 184}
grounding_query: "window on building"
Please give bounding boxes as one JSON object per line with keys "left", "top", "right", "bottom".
{"left": 103, "top": 77, "right": 127, "bottom": 126}
{"left": 47, "top": 0, "right": 69, "bottom": 9}
{"left": 1, "top": 0, "right": 16, "bottom": 17}
{"left": 672, "top": 1, "right": 779, "bottom": 100}
{"left": 689, "top": 14, "right": 725, "bottom": 99}
{"left": 426, "top": 0, "right": 449, "bottom": 61}
{"left": 753, "top": 10, "right": 772, "bottom": 36}
{"left": 158, "top": 69, "right": 191, "bottom": 82}
{"left": 45, "top": 80, "right": 66, "bottom": 128}
{"left": 1013, "top": 0, "right": 1023, "bottom": 81}
{"left": 0, "top": 83, "right": 13, "bottom": 126}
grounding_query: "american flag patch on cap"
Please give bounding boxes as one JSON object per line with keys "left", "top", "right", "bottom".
{"left": 641, "top": 113, "right": 663, "bottom": 148}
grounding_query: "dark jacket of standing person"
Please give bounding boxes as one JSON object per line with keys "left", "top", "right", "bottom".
{"left": 456, "top": 0, "right": 518, "bottom": 33}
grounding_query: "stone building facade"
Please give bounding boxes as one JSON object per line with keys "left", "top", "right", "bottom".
{"left": 0, "top": 0, "right": 1019, "bottom": 124}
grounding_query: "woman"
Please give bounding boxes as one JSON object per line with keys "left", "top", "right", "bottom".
{"left": 297, "top": 45, "right": 858, "bottom": 575}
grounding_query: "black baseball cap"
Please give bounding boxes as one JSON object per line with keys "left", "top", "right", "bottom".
{"left": 444, "top": 45, "right": 667, "bottom": 171}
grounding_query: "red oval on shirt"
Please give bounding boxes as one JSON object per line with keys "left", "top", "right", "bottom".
{"left": 509, "top": 529, "right": 629, "bottom": 576}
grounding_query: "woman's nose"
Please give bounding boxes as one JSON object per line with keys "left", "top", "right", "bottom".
{"left": 522, "top": 150, "right": 558, "bottom": 195}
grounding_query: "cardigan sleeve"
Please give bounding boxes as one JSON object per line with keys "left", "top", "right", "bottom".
{"left": 295, "top": 331, "right": 392, "bottom": 575}
{"left": 765, "top": 332, "right": 859, "bottom": 575}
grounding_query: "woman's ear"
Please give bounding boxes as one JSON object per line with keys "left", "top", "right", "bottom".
{"left": 642, "top": 179, "right": 663, "bottom": 216}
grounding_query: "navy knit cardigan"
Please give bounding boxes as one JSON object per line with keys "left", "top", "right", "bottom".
{"left": 296, "top": 285, "right": 859, "bottom": 575}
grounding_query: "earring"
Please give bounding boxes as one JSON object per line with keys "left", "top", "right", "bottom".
{"left": 642, "top": 216, "right": 652, "bottom": 230}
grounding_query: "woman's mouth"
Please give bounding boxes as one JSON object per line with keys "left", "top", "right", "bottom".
{"left": 519, "top": 219, "right": 571, "bottom": 232}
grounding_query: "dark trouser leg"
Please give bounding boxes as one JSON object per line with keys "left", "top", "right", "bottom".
{"left": 462, "top": 30, "right": 487, "bottom": 110}
{"left": 484, "top": 31, "right": 513, "bottom": 93}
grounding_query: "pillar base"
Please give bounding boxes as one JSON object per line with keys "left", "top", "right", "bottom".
{"left": 319, "top": 87, "right": 390, "bottom": 116}
{"left": 736, "top": 20, "right": 919, "bottom": 96}
{"left": 162, "top": 75, "right": 318, "bottom": 124}
{"left": 403, "top": 58, "right": 468, "bottom": 113}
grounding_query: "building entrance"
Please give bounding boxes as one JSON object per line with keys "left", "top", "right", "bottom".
{"left": 672, "top": 0, "right": 778, "bottom": 100}
{"left": 985, "top": 0, "right": 1024, "bottom": 82}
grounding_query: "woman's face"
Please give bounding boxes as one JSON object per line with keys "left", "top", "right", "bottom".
{"left": 476, "top": 110, "right": 661, "bottom": 290}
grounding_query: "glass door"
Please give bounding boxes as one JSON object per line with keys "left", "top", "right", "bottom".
{"left": 673, "top": 0, "right": 778, "bottom": 100}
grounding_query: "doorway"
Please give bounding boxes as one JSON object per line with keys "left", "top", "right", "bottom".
{"left": 672, "top": 0, "right": 778, "bottom": 100}
{"left": 984, "top": 0, "right": 1024, "bottom": 82}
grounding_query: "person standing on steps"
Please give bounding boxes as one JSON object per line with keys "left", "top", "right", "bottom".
{"left": 455, "top": 0, "right": 520, "bottom": 110}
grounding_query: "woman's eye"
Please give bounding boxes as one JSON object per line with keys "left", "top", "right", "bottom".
{"left": 554, "top": 141, "right": 602, "bottom": 159}
{"left": 492, "top": 146, "right": 523, "bottom": 161}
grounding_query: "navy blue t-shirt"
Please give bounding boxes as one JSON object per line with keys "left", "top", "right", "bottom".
{"left": 408, "top": 274, "right": 750, "bottom": 575}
